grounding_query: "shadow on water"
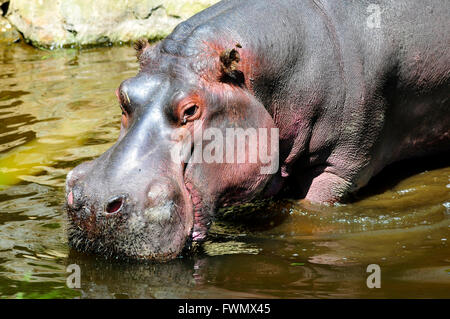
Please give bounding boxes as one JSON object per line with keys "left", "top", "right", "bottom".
{"left": 0, "top": 42, "right": 448, "bottom": 298}
{"left": 351, "top": 151, "right": 450, "bottom": 202}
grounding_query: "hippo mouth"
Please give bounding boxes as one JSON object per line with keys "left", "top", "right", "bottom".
{"left": 182, "top": 155, "right": 211, "bottom": 245}
{"left": 185, "top": 181, "right": 209, "bottom": 243}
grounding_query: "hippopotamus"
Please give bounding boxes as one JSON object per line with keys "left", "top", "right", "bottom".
{"left": 65, "top": 0, "right": 450, "bottom": 260}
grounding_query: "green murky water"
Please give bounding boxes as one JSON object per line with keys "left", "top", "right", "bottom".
{"left": 0, "top": 43, "right": 448, "bottom": 299}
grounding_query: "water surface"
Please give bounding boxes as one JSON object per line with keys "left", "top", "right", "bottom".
{"left": 0, "top": 43, "right": 448, "bottom": 298}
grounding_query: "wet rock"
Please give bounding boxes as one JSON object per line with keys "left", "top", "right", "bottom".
{"left": 0, "top": 16, "right": 20, "bottom": 44}
{"left": 6, "top": 0, "right": 219, "bottom": 48}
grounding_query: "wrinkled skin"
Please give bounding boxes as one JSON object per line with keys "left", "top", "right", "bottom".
{"left": 66, "top": 0, "right": 450, "bottom": 260}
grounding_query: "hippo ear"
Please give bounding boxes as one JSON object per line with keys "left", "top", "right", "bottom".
{"left": 134, "top": 39, "right": 150, "bottom": 61}
{"left": 219, "top": 48, "right": 245, "bottom": 86}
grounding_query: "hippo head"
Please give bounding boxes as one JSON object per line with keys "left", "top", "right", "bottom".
{"left": 65, "top": 38, "right": 280, "bottom": 260}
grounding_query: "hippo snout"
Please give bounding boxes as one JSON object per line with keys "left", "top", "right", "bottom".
{"left": 65, "top": 154, "right": 194, "bottom": 260}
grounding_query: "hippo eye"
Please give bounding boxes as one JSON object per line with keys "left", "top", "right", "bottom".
{"left": 181, "top": 104, "right": 199, "bottom": 124}
{"left": 184, "top": 105, "right": 198, "bottom": 117}
{"left": 118, "top": 90, "right": 133, "bottom": 115}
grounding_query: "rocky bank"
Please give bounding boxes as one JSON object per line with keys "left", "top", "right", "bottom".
{"left": 0, "top": 0, "right": 218, "bottom": 48}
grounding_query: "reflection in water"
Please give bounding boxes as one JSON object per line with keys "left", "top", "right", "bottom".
{"left": 0, "top": 43, "right": 448, "bottom": 298}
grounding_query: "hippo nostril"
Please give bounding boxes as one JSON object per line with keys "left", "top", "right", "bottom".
{"left": 105, "top": 196, "right": 125, "bottom": 215}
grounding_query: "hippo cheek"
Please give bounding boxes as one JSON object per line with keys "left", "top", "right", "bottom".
{"left": 183, "top": 90, "right": 279, "bottom": 223}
